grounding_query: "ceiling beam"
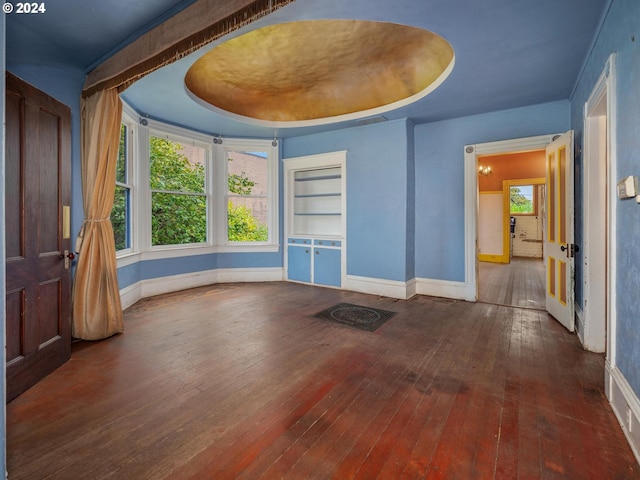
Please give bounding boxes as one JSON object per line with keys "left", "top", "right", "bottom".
{"left": 83, "top": 0, "right": 295, "bottom": 96}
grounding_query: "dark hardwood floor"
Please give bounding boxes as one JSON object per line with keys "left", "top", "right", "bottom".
{"left": 478, "top": 258, "right": 545, "bottom": 310}
{"left": 7, "top": 281, "right": 639, "bottom": 479}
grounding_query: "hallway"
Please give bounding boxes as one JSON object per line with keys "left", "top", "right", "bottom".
{"left": 479, "top": 258, "right": 545, "bottom": 310}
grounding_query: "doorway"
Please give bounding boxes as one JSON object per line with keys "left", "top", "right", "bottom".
{"left": 474, "top": 149, "right": 546, "bottom": 309}
{"left": 582, "top": 53, "right": 616, "bottom": 355}
{"left": 465, "top": 140, "right": 552, "bottom": 310}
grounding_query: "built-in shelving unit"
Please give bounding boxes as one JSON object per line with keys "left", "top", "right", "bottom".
{"left": 284, "top": 151, "right": 347, "bottom": 288}
{"left": 293, "top": 167, "right": 342, "bottom": 237}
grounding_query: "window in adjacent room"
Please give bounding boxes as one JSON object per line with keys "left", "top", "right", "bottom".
{"left": 510, "top": 184, "right": 536, "bottom": 215}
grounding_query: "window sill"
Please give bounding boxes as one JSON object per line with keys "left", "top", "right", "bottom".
{"left": 115, "top": 251, "right": 141, "bottom": 268}
{"left": 116, "top": 243, "right": 280, "bottom": 266}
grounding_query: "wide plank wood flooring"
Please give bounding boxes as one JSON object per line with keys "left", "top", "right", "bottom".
{"left": 479, "top": 258, "right": 545, "bottom": 310}
{"left": 7, "top": 282, "right": 639, "bottom": 479}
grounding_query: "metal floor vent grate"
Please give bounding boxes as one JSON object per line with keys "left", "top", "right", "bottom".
{"left": 313, "top": 303, "right": 397, "bottom": 332}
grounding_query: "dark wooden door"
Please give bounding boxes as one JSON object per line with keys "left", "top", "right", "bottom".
{"left": 5, "top": 72, "right": 72, "bottom": 402}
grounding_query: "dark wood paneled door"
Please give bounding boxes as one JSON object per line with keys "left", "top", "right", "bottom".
{"left": 5, "top": 72, "right": 72, "bottom": 402}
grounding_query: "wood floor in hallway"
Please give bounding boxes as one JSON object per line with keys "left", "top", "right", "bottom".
{"left": 7, "top": 281, "right": 639, "bottom": 479}
{"left": 479, "top": 258, "right": 546, "bottom": 310}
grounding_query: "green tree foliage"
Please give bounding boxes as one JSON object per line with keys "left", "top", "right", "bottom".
{"left": 227, "top": 202, "right": 268, "bottom": 241}
{"left": 111, "top": 125, "right": 128, "bottom": 250}
{"left": 510, "top": 186, "right": 533, "bottom": 213}
{"left": 111, "top": 135, "right": 269, "bottom": 249}
{"left": 228, "top": 169, "right": 255, "bottom": 195}
{"left": 150, "top": 137, "right": 206, "bottom": 245}
{"left": 227, "top": 158, "right": 268, "bottom": 242}
{"left": 112, "top": 186, "right": 127, "bottom": 250}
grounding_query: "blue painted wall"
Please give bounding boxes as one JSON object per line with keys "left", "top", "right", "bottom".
{"left": 414, "top": 101, "right": 571, "bottom": 282}
{"left": 571, "top": 0, "right": 640, "bottom": 396}
{"left": 5, "top": 65, "right": 86, "bottom": 249}
{"left": 117, "top": 250, "right": 283, "bottom": 290}
{"left": 283, "top": 119, "right": 414, "bottom": 282}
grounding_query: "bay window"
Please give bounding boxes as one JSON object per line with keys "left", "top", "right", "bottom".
{"left": 114, "top": 111, "right": 279, "bottom": 259}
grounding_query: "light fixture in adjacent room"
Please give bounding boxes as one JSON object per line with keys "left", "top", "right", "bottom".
{"left": 185, "top": 20, "right": 455, "bottom": 127}
{"left": 478, "top": 165, "right": 492, "bottom": 176}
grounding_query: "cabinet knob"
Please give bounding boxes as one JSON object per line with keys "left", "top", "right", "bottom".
{"left": 316, "top": 250, "right": 319, "bottom": 254}
{"left": 305, "top": 249, "right": 309, "bottom": 253}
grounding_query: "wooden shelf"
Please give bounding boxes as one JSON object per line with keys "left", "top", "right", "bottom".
{"left": 294, "top": 213, "right": 341, "bottom": 216}
{"left": 294, "top": 193, "right": 341, "bottom": 198}
{"left": 294, "top": 174, "right": 341, "bottom": 182}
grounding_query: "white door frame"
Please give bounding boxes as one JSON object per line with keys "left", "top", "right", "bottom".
{"left": 464, "top": 134, "right": 559, "bottom": 301}
{"left": 583, "top": 53, "right": 617, "bottom": 358}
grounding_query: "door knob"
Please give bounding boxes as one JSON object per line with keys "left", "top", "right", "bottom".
{"left": 60, "top": 249, "right": 75, "bottom": 269}
{"left": 560, "top": 244, "right": 579, "bottom": 257}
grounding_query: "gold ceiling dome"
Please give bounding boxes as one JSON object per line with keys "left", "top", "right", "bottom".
{"left": 185, "top": 20, "right": 455, "bottom": 127}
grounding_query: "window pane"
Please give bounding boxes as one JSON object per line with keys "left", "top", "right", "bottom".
{"left": 150, "top": 136, "right": 205, "bottom": 193}
{"left": 226, "top": 150, "right": 269, "bottom": 242}
{"left": 112, "top": 123, "right": 130, "bottom": 252}
{"left": 112, "top": 185, "right": 130, "bottom": 250}
{"left": 510, "top": 185, "right": 534, "bottom": 214}
{"left": 151, "top": 192, "right": 206, "bottom": 246}
{"left": 227, "top": 151, "right": 268, "bottom": 196}
{"left": 116, "top": 124, "right": 127, "bottom": 184}
{"left": 228, "top": 197, "right": 268, "bottom": 242}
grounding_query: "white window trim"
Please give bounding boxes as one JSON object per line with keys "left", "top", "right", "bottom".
{"left": 147, "top": 122, "right": 211, "bottom": 250}
{"left": 214, "top": 137, "right": 280, "bottom": 252}
{"left": 116, "top": 111, "right": 280, "bottom": 265}
{"left": 115, "top": 104, "right": 138, "bottom": 258}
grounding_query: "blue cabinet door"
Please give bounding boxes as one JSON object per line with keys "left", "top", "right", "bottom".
{"left": 287, "top": 245, "right": 311, "bottom": 283}
{"left": 313, "top": 248, "right": 341, "bottom": 287}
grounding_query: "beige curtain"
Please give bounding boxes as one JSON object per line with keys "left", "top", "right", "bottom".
{"left": 72, "top": 89, "right": 124, "bottom": 340}
{"left": 72, "top": 1, "right": 297, "bottom": 340}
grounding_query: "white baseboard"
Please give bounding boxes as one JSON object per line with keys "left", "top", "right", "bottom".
{"left": 215, "top": 267, "right": 284, "bottom": 284}
{"left": 120, "top": 267, "right": 284, "bottom": 309}
{"left": 141, "top": 269, "right": 222, "bottom": 298}
{"left": 606, "top": 362, "right": 640, "bottom": 465}
{"left": 415, "top": 277, "right": 476, "bottom": 301}
{"left": 120, "top": 282, "right": 143, "bottom": 310}
{"left": 121, "top": 270, "right": 470, "bottom": 309}
{"left": 343, "top": 275, "right": 416, "bottom": 300}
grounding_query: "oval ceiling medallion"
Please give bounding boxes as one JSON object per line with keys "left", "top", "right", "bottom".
{"left": 185, "top": 20, "right": 455, "bottom": 127}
